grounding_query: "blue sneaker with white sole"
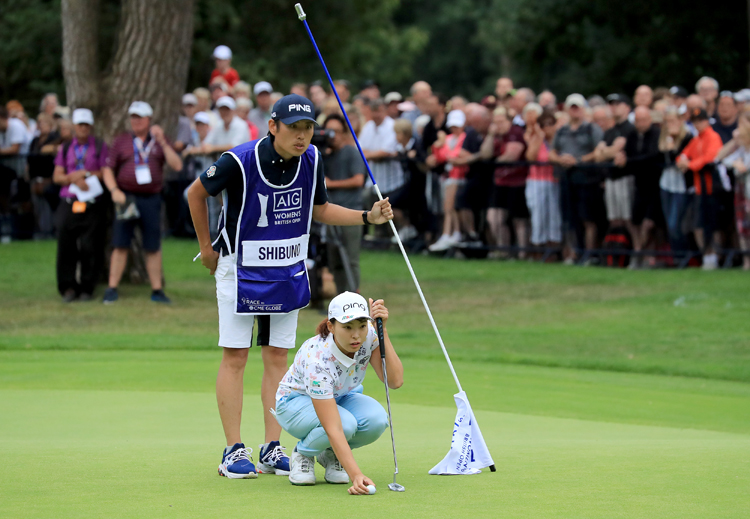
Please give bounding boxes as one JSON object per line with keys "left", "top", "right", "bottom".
{"left": 257, "top": 441, "right": 291, "bottom": 475}
{"left": 218, "top": 443, "right": 257, "bottom": 479}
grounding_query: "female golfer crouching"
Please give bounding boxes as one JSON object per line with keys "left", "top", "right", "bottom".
{"left": 274, "top": 292, "right": 403, "bottom": 494}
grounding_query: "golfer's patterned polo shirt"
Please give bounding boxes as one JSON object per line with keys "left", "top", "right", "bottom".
{"left": 276, "top": 322, "right": 380, "bottom": 404}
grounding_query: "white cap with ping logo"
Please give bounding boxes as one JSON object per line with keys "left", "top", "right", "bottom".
{"left": 328, "top": 292, "right": 371, "bottom": 323}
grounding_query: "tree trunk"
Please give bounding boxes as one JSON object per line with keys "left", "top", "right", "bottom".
{"left": 61, "top": 0, "right": 101, "bottom": 111}
{"left": 61, "top": 0, "right": 194, "bottom": 285}
{"left": 62, "top": 0, "right": 194, "bottom": 141}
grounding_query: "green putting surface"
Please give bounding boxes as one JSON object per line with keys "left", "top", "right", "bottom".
{"left": 1, "top": 352, "right": 749, "bottom": 518}
{"left": 1, "top": 240, "right": 749, "bottom": 517}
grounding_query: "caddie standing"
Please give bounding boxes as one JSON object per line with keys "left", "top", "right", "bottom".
{"left": 187, "top": 94, "right": 393, "bottom": 479}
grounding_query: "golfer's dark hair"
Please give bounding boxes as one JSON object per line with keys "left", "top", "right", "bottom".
{"left": 317, "top": 318, "right": 334, "bottom": 338}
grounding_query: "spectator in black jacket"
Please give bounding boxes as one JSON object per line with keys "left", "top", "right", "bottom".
{"left": 619, "top": 106, "right": 662, "bottom": 268}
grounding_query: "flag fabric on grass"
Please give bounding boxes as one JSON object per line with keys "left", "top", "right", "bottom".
{"left": 429, "top": 391, "right": 495, "bottom": 475}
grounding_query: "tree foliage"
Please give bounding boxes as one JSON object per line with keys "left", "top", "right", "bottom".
{"left": 1, "top": 0, "right": 748, "bottom": 113}
{"left": 476, "top": 0, "right": 750, "bottom": 96}
{"left": 188, "top": 0, "right": 428, "bottom": 94}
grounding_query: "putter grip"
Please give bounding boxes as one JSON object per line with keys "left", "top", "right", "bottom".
{"left": 376, "top": 317, "right": 386, "bottom": 359}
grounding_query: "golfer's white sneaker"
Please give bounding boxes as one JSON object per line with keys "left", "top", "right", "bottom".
{"left": 317, "top": 448, "right": 349, "bottom": 484}
{"left": 289, "top": 449, "right": 316, "bottom": 486}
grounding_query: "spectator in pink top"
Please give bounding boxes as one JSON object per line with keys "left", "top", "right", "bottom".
{"left": 101, "top": 101, "right": 183, "bottom": 304}
{"left": 524, "top": 109, "right": 562, "bottom": 251}
{"left": 52, "top": 108, "right": 108, "bottom": 302}
{"left": 428, "top": 109, "right": 469, "bottom": 251}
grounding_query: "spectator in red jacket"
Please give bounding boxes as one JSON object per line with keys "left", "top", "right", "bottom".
{"left": 210, "top": 45, "right": 240, "bottom": 91}
{"left": 677, "top": 108, "right": 724, "bottom": 269}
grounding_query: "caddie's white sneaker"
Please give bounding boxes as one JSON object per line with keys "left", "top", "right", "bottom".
{"left": 289, "top": 449, "right": 316, "bottom": 486}
{"left": 317, "top": 448, "right": 349, "bottom": 484}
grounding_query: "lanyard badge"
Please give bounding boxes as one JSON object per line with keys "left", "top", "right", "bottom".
{"left": 133, "top": 136, "right": 155, "bottom": 185}
{"left": 74, "top": 143, "right": 89, "bottom": 170}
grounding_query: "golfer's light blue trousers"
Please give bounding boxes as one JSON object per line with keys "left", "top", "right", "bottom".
{"left": 275, "top": 388, "right": 388, "bottom": 457}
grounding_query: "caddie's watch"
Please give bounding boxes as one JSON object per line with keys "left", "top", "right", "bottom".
{"left": 362, "top": 210, "right": 370, "bottom": 225}
{"left": 84, "top": 171, "right": 91, "bottom": 178}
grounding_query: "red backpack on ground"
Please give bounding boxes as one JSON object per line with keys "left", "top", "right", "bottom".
{"left": 603, "top": 226, "right": 632, "bottom": 267}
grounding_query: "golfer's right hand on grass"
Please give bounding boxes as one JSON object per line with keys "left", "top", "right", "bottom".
{"left": 368, "top": 198, "right": 393, "bottom": 224}
{"left": 348, "top": 473, "right": 374, "bottom": 495}
{"left": 201, "top": 248, "right": 220, "bottom": 275}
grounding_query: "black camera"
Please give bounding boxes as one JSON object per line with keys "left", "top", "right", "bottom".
{"left": 311, "top": 129, "right": 336, "bottom": 153}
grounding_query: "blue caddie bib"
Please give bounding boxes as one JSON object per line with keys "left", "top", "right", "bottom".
{"left": 222, "top": 137, "right": 318, "bottom": 315}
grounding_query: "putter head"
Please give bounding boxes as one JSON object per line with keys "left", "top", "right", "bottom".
{"left": 388, "top": 483, "right": 405, "bottom": 492}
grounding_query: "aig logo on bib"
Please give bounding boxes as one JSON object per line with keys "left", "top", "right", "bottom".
{"left": 274, "top": 188, "right": 302, "bottom": 212}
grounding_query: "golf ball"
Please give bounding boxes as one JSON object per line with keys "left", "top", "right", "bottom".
{"left": 367, "top": 484, "right": 376, "bottom": 495}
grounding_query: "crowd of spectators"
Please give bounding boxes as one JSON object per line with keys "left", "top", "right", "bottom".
{"left": 3, "top": 44, "right": 750, "bottom": 303}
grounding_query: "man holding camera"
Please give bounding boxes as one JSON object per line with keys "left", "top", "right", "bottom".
{"left": 322, "top": 114, "right": 366, "bottom": 293}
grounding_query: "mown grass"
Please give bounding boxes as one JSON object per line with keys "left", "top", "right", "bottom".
{"left": 2, "top": 239, "right": 749, "bottom": 381}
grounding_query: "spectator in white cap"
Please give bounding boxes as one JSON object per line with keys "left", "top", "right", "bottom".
{"left": 52, "top": 108, "right": 108, "bottom": 302}
{"left": 249, "top": 81, "right": 274, "bottom": 130}
{"left": 101, "top": 101, "right": 183, "bottom": 305}
{"left": 174, "top": 94, "right": 199, "bottom": 154}
{"left": 182, "top": 111, "right": 214, "bottom": 184}
{"left": 211, "top": 45, "right": 240, "bottom": 91}
{"left": 384, "top": 92, "right": 403, "bottom": 119}
{"left": 549, "top": 93, "right": 605, "bottom": 261}
{"left": 199, "top": 96, "right": 250, "bottom": 156}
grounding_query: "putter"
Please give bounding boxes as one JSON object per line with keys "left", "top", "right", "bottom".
{"left": 376, "top": 316, "right": 405, "bottom": 492}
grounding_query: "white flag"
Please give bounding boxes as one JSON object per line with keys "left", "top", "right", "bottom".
{"left": 429, "top": 391, "right": 495, "bottom": 475}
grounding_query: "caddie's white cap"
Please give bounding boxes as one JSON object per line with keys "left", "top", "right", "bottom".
{"left": 71, "top": 108, "right": 94, "bottom": 125}
{"left": 194, "top": 111, "right": 211, "bottom": 125}
{"left": 216, "top": 96, "right": 236, "bottom": 110}
{"left": 328, "top": 292, "right": 371, "bottom": 323}
{"left": 128, "top": 101, "right": 153, "bottom": 118}
{"left": 564, "top": 93, "right": 587, "bottom": 109}
{"left": 446, "top": 109, "right": 466, "bottom": 129}
{"left": 182, "top": 93, "right": 198, "bottom": 105}
{"left": 213, "top": 45, "right": 232, "bottom": 60}
{"left": 254, "top": 81, "right": 273, "bottom": 96}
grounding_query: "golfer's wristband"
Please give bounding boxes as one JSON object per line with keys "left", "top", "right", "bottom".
{"left": 362, "top": 210, "right": 370, "bottom": 225}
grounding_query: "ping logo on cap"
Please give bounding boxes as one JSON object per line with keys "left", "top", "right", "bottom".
{"left": 289, "top": 104, "right": 312, "bottom": 113}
